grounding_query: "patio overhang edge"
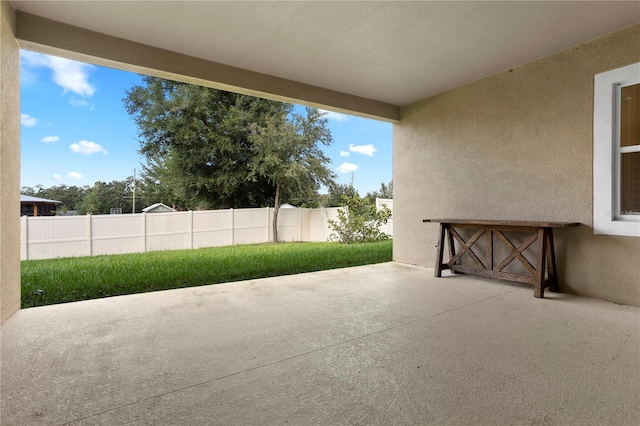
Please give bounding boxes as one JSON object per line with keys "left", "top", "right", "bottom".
{"left": 15, "top": 11, "right": 399, "bottom": 123}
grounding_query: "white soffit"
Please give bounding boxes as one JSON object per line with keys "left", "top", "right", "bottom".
{"left": 10, "top": 1, "right": 640, "bottom": 107}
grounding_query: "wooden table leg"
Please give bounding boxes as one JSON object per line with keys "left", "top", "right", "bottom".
{"left": 434, "top": 223, "right": 446, "bottom": 277}
{"left": 534, "top": 227, "right": 546, "bottom": 298}
{"left": 546, "top": 228, "right": 559, "bottom": 292}
{"left": 486, "top": 229, "right": 493, "bottom": 272}
{"left": 447, "top": 224, "right": 457, "bottom": 273}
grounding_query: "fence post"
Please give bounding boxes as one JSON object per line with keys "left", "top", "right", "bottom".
{"left": 21, "top": 215, "right": 28, "bottom": 260}
{"left": 230, "top": 208, "right": 234, "bottom": 245}
{"left": 321, "top": 207, "right": 327, "bottom": 241}
{"left": 189, "top": 210, "right": 194, "bottom": 249}
{"left": 142, "top": 212, "right": 147, "bottom": 253}
{"left": 265, "top": 207, "right": 270, "bottom": 243}
{"left": 87, "top": 214, "right": 92, "bottom": 256}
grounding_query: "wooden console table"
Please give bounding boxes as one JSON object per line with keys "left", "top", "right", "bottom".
{"left": 422, "top": 219, "right": 580, "bottom": 298}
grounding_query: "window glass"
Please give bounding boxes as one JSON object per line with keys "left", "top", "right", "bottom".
{"left": 621, "top": 152, "right": 640, "bottom": 215}
{"left": 620, "top": 84, "right": 639, "bottom": 147}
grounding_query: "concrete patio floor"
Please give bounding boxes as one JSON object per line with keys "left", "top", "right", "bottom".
{"left": 1, "top": 262, "right": 638, "bottom": 425}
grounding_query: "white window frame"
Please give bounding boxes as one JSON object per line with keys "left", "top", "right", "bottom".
{"left": 593, "top": 62, "right": 640, "bottom": 237}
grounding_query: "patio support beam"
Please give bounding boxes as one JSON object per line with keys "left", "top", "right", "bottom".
{"left": 1, "top": 0, "right": 21, "bottom": 323}
{"left": 15, "top": 11, "right": 399, "bottom": 122}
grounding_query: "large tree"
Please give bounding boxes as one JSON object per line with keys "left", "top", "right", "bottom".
{"left": 124, "top": 77, "right": 291, "bottom": 209}
{"left": 248, "top": 107, "right": 335, "bottom": 242}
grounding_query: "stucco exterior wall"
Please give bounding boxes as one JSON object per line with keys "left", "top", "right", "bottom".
{"left": 394, "top": 24, "right": 640, "bottom": 306}
{"left": 0, "top": 0, "right": 21, "bottom": 323}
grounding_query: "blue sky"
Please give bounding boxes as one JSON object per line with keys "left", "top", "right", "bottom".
{"left": 20, "top": 50, "right": 392, "bottom": 196}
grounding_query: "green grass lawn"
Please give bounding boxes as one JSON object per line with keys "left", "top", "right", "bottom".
{"left": 21, "top": 240, "right": 392, "bottom": 308}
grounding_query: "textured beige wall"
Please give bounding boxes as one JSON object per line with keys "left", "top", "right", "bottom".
{"left": 394, "top": 24, "right": 640, "bottom": 306}
{"left": 0, "top": 0, "right": 21, "bottom": 323}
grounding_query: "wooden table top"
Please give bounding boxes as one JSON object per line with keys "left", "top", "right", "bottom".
{"left": 422, "top": 219, "right": 581, "bottom": 228}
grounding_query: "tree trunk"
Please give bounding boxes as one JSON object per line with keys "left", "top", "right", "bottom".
{"left": 222, "top": 196, "right": 234, "bottom": 209}
{"left": 272, "top": 182, "right": 282, "bottom": 243}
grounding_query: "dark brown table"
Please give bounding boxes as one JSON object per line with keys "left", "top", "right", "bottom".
{"left": 423, "top": 219, "right": 580, "bottom": 298}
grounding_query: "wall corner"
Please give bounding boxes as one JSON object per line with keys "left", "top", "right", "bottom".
{"left": 1, "top": 0, "right": 22, "bottom": 323}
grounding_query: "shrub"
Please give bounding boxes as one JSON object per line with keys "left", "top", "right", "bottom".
{"left": 328, "top": 195, "right": 392, "bottom": 243}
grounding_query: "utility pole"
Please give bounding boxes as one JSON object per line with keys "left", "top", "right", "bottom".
{"left": 350, "top": 171, "right": 355, "bottom": 188}
{"left": 132, "top": 168, "right": 136, "bottom": 214}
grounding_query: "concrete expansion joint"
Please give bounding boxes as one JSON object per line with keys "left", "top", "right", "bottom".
{"left": 424, "top": 287, "right": 522, "bottom": 319}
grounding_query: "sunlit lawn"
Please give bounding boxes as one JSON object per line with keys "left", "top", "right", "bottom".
{"left": 21, "top": 240, "right": 392, "bottom": 308}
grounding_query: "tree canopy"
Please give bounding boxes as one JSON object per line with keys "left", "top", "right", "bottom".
{"left": 123, "top": 77, "right": 334, "bottom": 212}
{"left": 365, "top": 180, "right": 393, "bottom": 202}
{"left": 77, "top": 178, "right": 136, "bottom": 215}
{"left": 248, "top": 107, "right": 335, "bottom": 241}
{"left": 325, "top": 183, "right": 360, "bottom": 207}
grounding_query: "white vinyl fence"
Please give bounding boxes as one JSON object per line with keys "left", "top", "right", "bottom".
{"left": 20, "top": 207, "right": 341, "bottom": 260}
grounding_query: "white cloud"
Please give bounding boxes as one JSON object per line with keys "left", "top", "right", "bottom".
{"left": 21, "top": 113, "right": 37, "bottom": 127}
{"left": 41, "top": 135, "right": 60, "bottom": 143}
{"left": 320, "top": 109, "right": 349, "bottom": 122}
{"left": 67, "top": 172, "right": 83, "bottom": 180}
{"left": 69, "top": 140, "right": 108, "bottom": 155}
{"left": 337, "top": 162, "right": 359, "bottom": 173}
{"left": 70, "top": 97, "right": 91, "bottom": 108}
{"left": 349, "top": 144, "right": 377, "bottom": 157}
{"left": 20, "top": 50, "right": 49, "bottom": 67}
{"left": 52, "top": 173, "right": 62, "bottom": 180}
{"left": 340, "top": 151, "right": 350, "bottom": 157}
{"left": 21, "top": 51, "right": 96, "bottom": 97}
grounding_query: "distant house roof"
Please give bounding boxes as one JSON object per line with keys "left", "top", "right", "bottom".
{"left": 142, "top": 203, "right": 176, "bottom": 213}
{"left": 280, "top": 203, "right": 297, "bottom": 209}
{"left": 20, "top": 194, "right": 62, "bottom": 204}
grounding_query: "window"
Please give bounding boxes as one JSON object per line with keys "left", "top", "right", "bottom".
{"left": 594, "top": 63, "right": 640, "bottom": 237}
{"left": 619, "top": 84, "right": 640, "bottom": 216}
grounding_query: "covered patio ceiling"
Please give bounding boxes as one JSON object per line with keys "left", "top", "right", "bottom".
{"left": 10, "top": 1, "right": 640, "bottom": 116}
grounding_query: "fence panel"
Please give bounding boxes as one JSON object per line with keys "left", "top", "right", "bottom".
{"left": 146, "top": 211, "right": 191, "bottom": 252}
{"left": 192, "top": 210, "right": 232, "bottom": 248}
{"left": 233, "top": 208, "right": 270, "bottom": 245}
{"left": 25, "top": 215, "right": 89, "bottom": 260}
{"left": 91, "top": 214, "right": 143, "bottom": 256}
{"left": 299, "top": 209, "right": 312, "bottom": 242}
{"left": 275, "top": 208, "right": 301, "bottom": 242}
{"left": 309, "top": 208, "right": 340, "bottom": 241}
